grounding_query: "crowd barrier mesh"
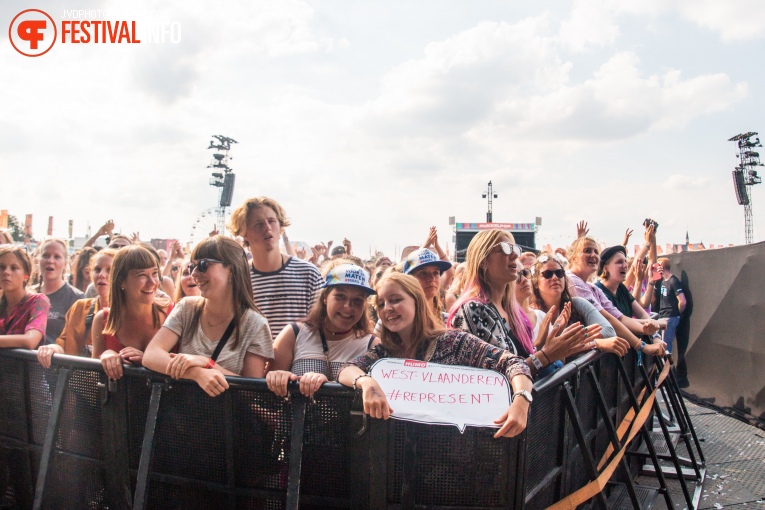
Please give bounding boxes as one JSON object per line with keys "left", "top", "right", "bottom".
{"left": 0, "top": 345, "right": 684, "bottom": 510}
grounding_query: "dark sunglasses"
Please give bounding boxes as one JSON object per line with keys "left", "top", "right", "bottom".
{"left": 171, "top": 265, "right": 179, "bottom": 271}
{"left": 516, "top": 268, "right": 531, "bottom": 283}
{"left": 188, "top": 258, "right": 224, "bottom": 274}
{"left": 540, "top": 269, "right": 566, "bottom": 279}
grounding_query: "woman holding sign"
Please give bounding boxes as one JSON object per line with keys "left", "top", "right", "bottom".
{"left": 339, "top": 272, "right": 533, "bottom": 438}
{"left": 266, "top": 261, "right": 378, "bottom": 398}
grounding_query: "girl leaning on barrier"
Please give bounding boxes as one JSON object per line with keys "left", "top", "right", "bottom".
{"left": 530, "top": 252, "right": 627, "bottom": 357}
{"left": 0, "top": 246, "right": 50, "bottom": 349}
{"left": 338, "top": 272, "right": 534, "bottom": 439}
{"left": 37, "top": 248, "right": 118, "bottom": 367}
{"left": 143, "top": 236, "right": 273, "bottom": 397}
{"left": 266, "top": 261, "right": 379, "bottom": 398}
{"left": 33, "top": 238, "right": 85, "bottom": 346}
{"left": 596, "top": 246, "right": 666, "bottom": 357}
{"left": 447, "top": 229, "right": 591, "bottom": 380}
{"left": 566, "top": 237, "right": 666, "bottom": 358}
{"left": 91, "top": 245, "right": 171, "bottom": 380}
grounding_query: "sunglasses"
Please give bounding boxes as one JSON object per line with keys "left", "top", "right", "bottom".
{"left": 516, "top": 268, "right": 531, "bottom": 283}
{"left": 188, "top": 258, "right": 224, "bottom": 274}
{"left": 493, "top": 242, "right": 522, "bottom": 257}
{"left": 540, "top": 269, "right": 566, "bottom": 279}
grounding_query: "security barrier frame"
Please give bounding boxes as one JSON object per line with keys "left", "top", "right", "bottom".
{"left": 0, "top": 346, "right": 699, "bottom": 509}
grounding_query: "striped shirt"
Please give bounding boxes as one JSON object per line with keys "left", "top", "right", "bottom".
{"left": 249, "top": 257, "right": 323, "bottom": 339}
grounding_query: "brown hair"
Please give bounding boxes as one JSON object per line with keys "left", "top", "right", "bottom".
{"left": 74, "top": 247, "right": 97, "bottom": 292}
{"left": 0, "top": 246, "right": 32, "bottom": 316}
{"left": 187, "top": 236, "right": 263, "bottom": 350}
{"left": 375, "top": 272, "right": 444, "bottom": 359}
{"left": 530, "top": 253, "right": 583, "bottom": 326}
{"left": 228, "top": 196, "right": 291, "bottom": 246}
{"left": 103, "top": 245, "right": 167, "bottom": 335}
{"left": 303, "top": 286, "right": 371, "bottom": 337}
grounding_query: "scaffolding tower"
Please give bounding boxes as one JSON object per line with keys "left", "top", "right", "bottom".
{"left": 728, "top": 132, "right": 763, "bottom": 244}
{"left": 207, "top": 135, "right": 238, "bottom": 235}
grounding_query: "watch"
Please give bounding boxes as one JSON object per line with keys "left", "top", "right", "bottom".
{"left": 512, "top": 389, "right": 533, "bottom": 404}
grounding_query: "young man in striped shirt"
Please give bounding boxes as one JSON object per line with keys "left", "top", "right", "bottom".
{"left": 229, "top": 197, "right": 323, "bottom": 338}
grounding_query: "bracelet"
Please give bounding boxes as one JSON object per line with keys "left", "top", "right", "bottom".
{"left": 205, "top": 358, "right": 215, "bottom": 369}
{"left": 538, "top": 349, "right": 551, "bottom": 365}
{"left": 352, "top": 373, "right": 371, "bottom": 390}
{"left": 530, "top": 354, "right": 544, "bottom": 370}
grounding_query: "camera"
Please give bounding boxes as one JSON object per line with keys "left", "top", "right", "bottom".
{"left": 643, "top": 218, "right": 659, "bottom": 231}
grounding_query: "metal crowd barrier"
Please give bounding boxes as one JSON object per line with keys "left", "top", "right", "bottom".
{"left": 0, "top": 346, "right": 700, "bottom": 509}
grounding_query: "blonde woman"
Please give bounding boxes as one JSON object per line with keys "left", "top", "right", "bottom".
{"left": 34, "top": 239, "right": 85, "bottom": 345}
{"left": 448, "top": 229, "right": 590, "bottom": 379}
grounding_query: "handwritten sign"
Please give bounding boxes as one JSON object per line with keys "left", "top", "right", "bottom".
{"left": 369, "top": 358, "right": 511, "bottom": 432}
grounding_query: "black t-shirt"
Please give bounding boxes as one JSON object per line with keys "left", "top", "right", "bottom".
{"left": 595, "top": 282, "right": 635, "bottom": 317}
{"left": 653, "top": 275, "right": 684, "bottom": 318}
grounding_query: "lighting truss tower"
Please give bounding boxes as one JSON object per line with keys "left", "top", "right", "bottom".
{"left": 207, "top": 135, "right": 238, "bottom": 235}
{"left": 482, "top": 181, "right": 498, "bottom": 222}
{"left": 728, "top": 132, "right": 763, "bottom": 244}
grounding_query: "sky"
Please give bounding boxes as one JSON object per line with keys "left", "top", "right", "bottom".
{"left": 1, "top": 0, "right": 764, "bottom": 258}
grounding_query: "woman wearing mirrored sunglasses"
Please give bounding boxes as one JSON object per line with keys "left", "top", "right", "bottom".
{"left": 144, "top": 236, "right": 273, "bottom": 397}
{"left": 530, "top": 253, "right": 630, "bottom": 358}
{"left": 447, "top": 229, "right": 590, "bottom": 380}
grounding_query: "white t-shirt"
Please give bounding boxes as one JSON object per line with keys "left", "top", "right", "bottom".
{"left": 291, "top": 324, "right": 375, "bottom": 380}
{"left": 162, "top": 297, "right": 274, "bottom": 374}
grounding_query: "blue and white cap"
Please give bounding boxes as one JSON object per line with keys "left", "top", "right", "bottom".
{"left": 402, "top": 248, "right": 453, "bottom": 275}
{"left": 324, "top": 264, "right": 376, "bottom": 295}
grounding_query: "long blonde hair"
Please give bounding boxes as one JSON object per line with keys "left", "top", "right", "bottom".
{"left": 376, "top": 273, "right": 443, "bottom": 359}
{"left": 446, "top": 229, "right": 534, "bottom": 354}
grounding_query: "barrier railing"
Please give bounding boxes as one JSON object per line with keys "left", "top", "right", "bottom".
{"left": 0, "top": 346, "right": 697, "bottom": 509}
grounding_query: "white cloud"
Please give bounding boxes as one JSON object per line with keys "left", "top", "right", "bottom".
{"left": 354, "top": 21, "right": 747, "bottom": 168}
{"left": 614, "top": 0, "right": 765, "bottom": 41}
{"left": 559, "top": 0, "right": 620, "bottom": 51}
{"left": 664, "top": 174, "right": 710, "bottom": 190}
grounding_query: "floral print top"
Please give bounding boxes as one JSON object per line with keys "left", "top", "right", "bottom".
{"left": 450, "top": 300, "right": 531, "bottom": 358}
{"left": 343, "top": 329, "right": 531, "bottom": 383}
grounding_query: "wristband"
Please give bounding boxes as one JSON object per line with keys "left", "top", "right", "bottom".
{"left": 538, "top": 349, "right": 551, "bottom": 365}
{"left": 637, "top": 340, "right": 646, "bottom": 366}
{"left": 352, "top": 373, "right": 371, "bottom": 390}
{"left": 205, "top": 358, "right": 215, "bottom": 369}
{"left": 530, "top": 354, "right": 544, "bottom": 370}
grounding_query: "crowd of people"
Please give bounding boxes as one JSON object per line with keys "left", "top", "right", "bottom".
{"left": 0, "top": 195, "right": 689, "bottom": 440}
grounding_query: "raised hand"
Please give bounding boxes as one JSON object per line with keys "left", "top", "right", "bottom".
{"left": 622, "top": 228, "right": 634, "bottom": 247}
{"left": 98, "top": 220, "right": 115, "bottom": 237}
{"left": 576, "top": 221, "right": 589, "bottom": 238}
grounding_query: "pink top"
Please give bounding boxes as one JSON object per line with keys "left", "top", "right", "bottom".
{"left": 565, "top": 271, "right": 624, "bottom": 319}
{"left": 0, "top": 294, "right": 50, "bottom": 343}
